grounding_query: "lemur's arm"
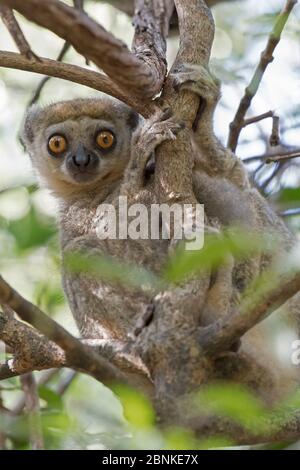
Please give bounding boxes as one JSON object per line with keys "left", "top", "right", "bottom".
{"left": 120, "top": 109, "right": 184, "bottom": 199}
{"left": 171, "top": 65, "right": 249, "bottom": 190}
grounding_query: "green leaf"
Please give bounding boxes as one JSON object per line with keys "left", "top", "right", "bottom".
{"left": 278, "top": 187, "right": 300, "bottom": 204}
{"left": 34, "top": 283, "right": 65, "bottom": 313}
{"left": 163, "top": 427, "right": 233, "bottom": 450}
{"left": 8, "top": 207, "right": 56, "bottom": 251}
{"left": 112, "top": 384, "right": 155, "bottom": 429}
{"left": 65, "top": 251, "right": 163, "bottom": 291}
{"left": 39, "top": 387, "right": 64, "bottom": 412}
{"left": 195, "top": 383, "right": 269, "bottom": 434}
{"left": 164, "top": 229, "right": 273, "bottom": 284}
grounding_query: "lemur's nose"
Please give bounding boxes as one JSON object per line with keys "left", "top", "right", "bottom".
{"left": 72, "top": 144, "right": 91, "bottom": 168}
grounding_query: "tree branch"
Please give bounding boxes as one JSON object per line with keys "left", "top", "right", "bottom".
{"left": 0, "top": 303, "right": 152, "bottom": 393}
{"left": 266, "top": 151, "right": 300, "bottom": 164}
{"left": 0, "top": 5, "right": 38, "bottom": 59}
{"left": 243, "top": 110, "right": 275, "bottom": 128}
{"left": 0, "top": 275, "right": 134, "bottom": 385}
{"left": 13, "top": 370, "right": 59, "bottom": 415}
{"left": 154, "top": 0, "right": 215, "bottom": 201}
{"left": 26, "top": 0, "right": 91, "bottom": 107}
{"left": 27, "top": 42, "right": 70, "bottom": 107}
{"left": 227, "top": 0, "right": 297, "bottom": 152}
{"left": 0, "top": 51, "right": 151, "bottom": 115}
{"left": 244, "top": 147, "right": 300, "bottom": 164}
{"left": 270, "top": 114, "right": 280, "bottom": 147}
{"left": 132, "top": 0, "right": 174, "bottom": 95}
{"left": 102, "top": 0, "right": 240, "bottom": 33}
{"left": 0, "top": 0, "right": 165, "bottom": 100}
{"left": 199, "top": 270, "right": 300, "bottom": 355}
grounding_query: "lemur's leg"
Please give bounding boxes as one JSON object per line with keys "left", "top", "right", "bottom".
{"left": 171, "top": 65, "right": 249, "bottom": 189}
{"left": 201, "top": 254, "right": 235, "bottom": 326}
{"left": 172, "top": 66, "right": 262, "bottom": 294}
{"left": 120, "top": 109, "right": 184, "bottom": 198}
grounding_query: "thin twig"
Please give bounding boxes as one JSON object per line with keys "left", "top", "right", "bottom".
{"left": 199, "top": 270, "right": 300, "bottom": 355}
{"left": 280, "top": 208, "right": 300, "bottom": 217}
{"left": 270, "top": 115, "right": 280, "bottom": 146}
{"left": 0, "top": 51, "right": 151, "bottom": 116}
{"left": 0, "top": 275, "right": 128, "bottom": 384}
{"left": 266, "top": 151, "right": 300, "bottom": 164}
{"left": 227, "top": 0, "right": 297, "bottom": 151}
{"left": 13, "top": 369, "right": 58, "bottom": 415}
{"left": 27, "top": 42, "right": 70, "bottom": 107}
{"left": 27, "top": 0, "right": 90, "bottom": 107}
{"left": 0, "top": 0, "right": 166, "bottom": 99}
{"left": 0, "top": 6, "right": 38, "bottom": 59}
{"left": 260, "top": 162, "right": 282, "bottom": 191}
{"left": 55, "top": 370, "right": 77, "bottom": 395}
{"left": 244, "top": 147, "right": 300, "bottom": 164}
{"left": 243, "top": 110, "right": 274, "bottom": 128}
{"left": 20, "top": 373, "right": 44, "bottom": 450}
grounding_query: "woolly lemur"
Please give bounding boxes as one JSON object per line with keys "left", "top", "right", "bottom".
{"left": 22, "top": 70, "right": 296, "bottom": 388}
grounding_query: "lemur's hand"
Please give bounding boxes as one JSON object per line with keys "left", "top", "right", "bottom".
{"left": 123, "top": 109, "right": 185, "bottom": 192}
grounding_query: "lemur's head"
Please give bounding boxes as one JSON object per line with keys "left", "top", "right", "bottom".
{"left": 22, "top": 97, "right": 139, "bottom": 198}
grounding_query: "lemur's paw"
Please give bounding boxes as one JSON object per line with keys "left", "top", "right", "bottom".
{"left": 171, "top": 64, "right": 221, "bottom": 106}
{"left": 139, "top": 108, "right": 185, "bottom": 151}
{"left": 131, "top": 109, "right": 185, "bottom": 170}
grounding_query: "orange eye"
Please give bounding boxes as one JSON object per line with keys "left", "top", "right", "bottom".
{"left": 48, "top": 135, "right": 67, "bottom": 155}
{"left": 96, "top": 130, "right": 115, "bottom": 150}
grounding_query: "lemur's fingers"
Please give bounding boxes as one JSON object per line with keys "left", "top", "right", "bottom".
{"left": 122, "top": 112, "right": 185, "bottom": 194}
{"left": 133, "top": 112, "right": 185, "bottom": 165}
{"left": 148, "top": 117, "right": 185, "bottom": 145}
{"left": 171, "top": 64, "right": 220, "bottom": 106}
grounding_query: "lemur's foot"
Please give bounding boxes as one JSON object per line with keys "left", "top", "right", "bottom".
{"left": 130, "top": 109, "right": 185, "bottom": 172}
{"left": 171, "top": 64, "right": 221, "bottom": 106}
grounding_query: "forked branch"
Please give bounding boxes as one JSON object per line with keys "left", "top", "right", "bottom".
{"left": 0, "top": 275, "right": 135, "bottom": 385}
{"left": 132, "top": 0, "right": 174, "bottom": 93}
{"left": 0, "top": 0, "right": 168, "bottom": 100}
{"left": 227, "top": 0, "right": 297, "bottom": 152}
{"left": 0, "top": 51, "right": 151, "bottom": 115}
{"left": 199, "top": 270, "right": 300, "bottom": 354}
{"left": 0, "top": 6, "right": 38, "bottom": 59}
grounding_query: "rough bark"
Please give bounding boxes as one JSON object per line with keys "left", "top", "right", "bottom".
{"left": 0, "top": 0, "right": 168, "bottom": 101}
{"left": 100, "top": 0, "right": 240, "bottom": 34}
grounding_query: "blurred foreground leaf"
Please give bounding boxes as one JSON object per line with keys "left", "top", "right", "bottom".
{"left": 164, "top": 229, "right": 274, "bottom": 284}
{"left": 195, "top": 383, "right": 270, "bottom": 435}
{"left": 8, "top": 207, "right": 56, "bottom": 251}
{"left": 65, "top": 251, "right": 163, "bottom": 291}
{"left": 112, "top": 384, "right": 155, "bottom": 429}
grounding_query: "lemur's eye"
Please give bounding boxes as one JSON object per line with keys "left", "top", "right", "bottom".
{"left": 96, "top": 130, "right": 115, "bottom": 150}
{"left": 48, "top": 135, "right": 67, "bottom": 155}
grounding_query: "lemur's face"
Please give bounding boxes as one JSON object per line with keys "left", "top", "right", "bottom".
{"left": 22, "top": 98, "right": 139, "bottom": 194}
{"left": 42, "top": 116, "right": 121, "bottom": 185}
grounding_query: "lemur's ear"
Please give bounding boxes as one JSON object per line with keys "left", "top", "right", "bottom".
{"left": 21, "top": 105, "right": 42, "bottom": 146}
{"left": 127, "top": 109, "right": 140, "bottom": 131}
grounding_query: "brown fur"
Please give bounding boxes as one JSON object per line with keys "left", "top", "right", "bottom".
{"left": 22, "top": 94, "right": 299, "bottom": 402}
